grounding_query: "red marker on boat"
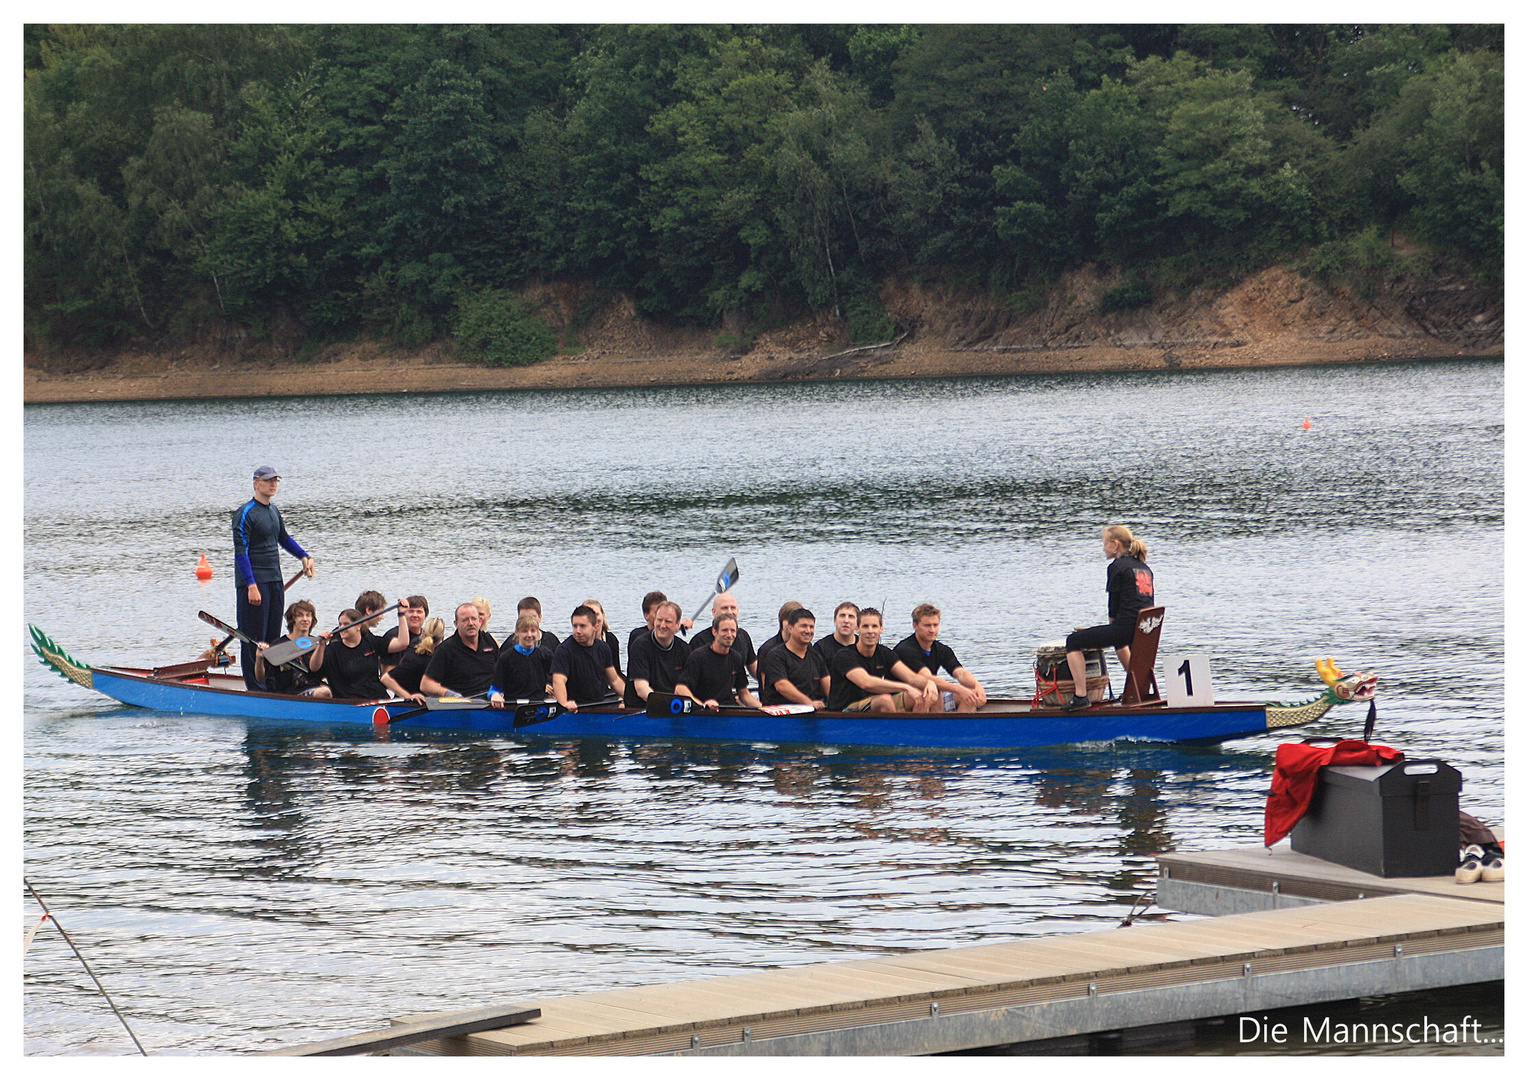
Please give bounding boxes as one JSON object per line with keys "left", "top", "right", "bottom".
{"left": 194, "top": 553, "right": 213, "bottom": 580}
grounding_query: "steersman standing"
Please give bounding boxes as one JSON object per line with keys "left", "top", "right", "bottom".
{"left": 233, "top": 465, "right": 314, "bottom": 690}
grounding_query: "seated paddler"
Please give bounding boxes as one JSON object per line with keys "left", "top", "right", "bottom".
{"left": 674, "top": 614, "right": 762, "bottom": 710}
{"left": 825, "top": 608, "right": 939, "bottom": 714}
{"left": 627, "top": 601, "right": 690, "bottom": 707}
{"left": 420, "top": 602, "right": 500, "bottom": 699}
{"left": 893, "top": 603, "right": 987, "bottom": 713}
{"left": 489, "top": 615, "right": 554, "bottom": 708}
{"left": 308, "top": 608, "right": 388, "bottom": 701}
{"left": 760, "top": 607, "right": 828, "bottom": 709}
{"left": 254, "top": 599, "right": 324, "bottom": 697}
{"left": 550, "top": 605, "right": 625, "bottom": 711}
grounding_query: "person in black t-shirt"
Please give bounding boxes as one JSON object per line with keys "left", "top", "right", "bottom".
{"left": 676, "top": 615, "right": 762, "bottom": 709}
{"left": 813, "top": 601, "right": 860, "bottom": 669}
{"left": 893, "top": 603, "right": 988, "bottom": 713}
{"left": 627, "top": 600, "right": 691, "bottom": 706}
{"left": 308, "top": 607, "right": 388, "bottom": 700}
{"left": 755, "top": 599, "right": 804, "bottom": 670}
{"left": 518, "top": 596, "right": 560, "bottom": 652}
{"left": 760, "top": 608, "right": 828, "bottom": 707}
{"left": 551, "top": 605, "right": 625, "bottom": 709}
{"left": 826, "top": 608, "right": 939, "bottom": 713}
{"left": 688, "top": 593, "right": 757, "bottom": 677}
{"left": 382, "top": 617, "right": 444, "bottom": 702}
{"left": 352, "top": 590, "right": 396, "bottom": 659}
{"left": 255, "top": 599, "right": 325, "bottom": 696}
{"left": 379, "top": 595, "right": 430, "bottom": 671}
{"left": 420, "top": 603, "right": 500, "bottom": 697}
{"left": 582, "top": 598, "right": 624, "bottom": 679}
{"left": 489, "top": 615, "right": 555, "bottom": 707}
{"left": 1061, "top": 524, "right": 1156, "bottom": 712}
{"left": 627, "top": 590, "right": 668, "bottom": 656}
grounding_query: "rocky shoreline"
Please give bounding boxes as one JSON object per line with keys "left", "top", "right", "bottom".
{"left": 23, "top": 265, "right": 1503, "bottom": 404}
{"left": 19, "top": 337, "right": 1503, "bottom": 406}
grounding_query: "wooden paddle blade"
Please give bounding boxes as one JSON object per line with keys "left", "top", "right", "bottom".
{"left": 512, "top": 701, "right": 565, "bottom": 729}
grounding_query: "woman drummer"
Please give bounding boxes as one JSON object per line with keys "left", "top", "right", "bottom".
{"left": 1062, "top": 525, "right": 1155, "bottom": 712}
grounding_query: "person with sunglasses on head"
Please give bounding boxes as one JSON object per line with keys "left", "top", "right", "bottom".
{"left": 232, "top": 465, "right": 314, "bottom": 690}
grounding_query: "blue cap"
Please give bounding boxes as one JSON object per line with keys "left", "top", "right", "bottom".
{"left": 253, "top": 465, "right": 280, "bottom": 480}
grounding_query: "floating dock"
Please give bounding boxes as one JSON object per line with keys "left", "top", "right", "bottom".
{"left": 270, "top": 841, "right": 1503, "bottom": 1056}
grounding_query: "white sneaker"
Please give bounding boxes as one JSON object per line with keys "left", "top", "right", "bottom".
{"left": 1455, "top": 845, "right": 1484, "bottom": 884}
{"left": 1480, "top": 847, "right": 1505, "bottom": 883}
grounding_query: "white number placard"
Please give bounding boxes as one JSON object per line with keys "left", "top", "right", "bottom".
{"left": 1163, "top": 653, "right": 1215, "bottom": 708}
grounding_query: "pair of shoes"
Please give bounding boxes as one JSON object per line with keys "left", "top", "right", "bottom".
{"left": 1480, "top": 845, "right": 1505, "bottom": 882}
{"left": 1062, "top": 693, "right": 1091, "bottom": 712}
{"left": 1456, "top": 844, "right": 1484, "bottom": 884}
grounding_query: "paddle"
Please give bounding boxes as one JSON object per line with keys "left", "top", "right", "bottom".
{"left": 384, "top": 696, "right": 610, "bottom": 728}
{"left": 643, "top": 692, "right": 811, "bottom": 718}
{"left": 382, "top": 694, "right": 490, "bottom": 724}
{"left": 680, "top": 557, "right": 739, "bottom": 636}
{"left": 208, "top": 568, "right": 309, "bottom": 657}
{"left": 262, "top": 603, "right": 402, "bottom": 666}
{"left": 514, "top": 695, "right": 621, "bottom": 729}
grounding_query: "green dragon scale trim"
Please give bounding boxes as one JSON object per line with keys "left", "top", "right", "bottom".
{"left": 28, "top": 624, "right": 94, "bottom": 690}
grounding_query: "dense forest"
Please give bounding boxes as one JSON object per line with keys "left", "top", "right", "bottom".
{"left": 23, "top": 24, "right": 1504, "bottom": 361}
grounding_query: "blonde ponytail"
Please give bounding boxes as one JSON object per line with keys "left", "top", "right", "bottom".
{"left": 1103, "top": 524, "right": 1148, "bottom": 562}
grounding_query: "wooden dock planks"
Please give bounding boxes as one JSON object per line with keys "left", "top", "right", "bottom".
{"left": 1160, "top": 842, "right": 1506, "bottom": 906}
{"left": 390, "top": 892, "right": 1502, "bottom": 1056}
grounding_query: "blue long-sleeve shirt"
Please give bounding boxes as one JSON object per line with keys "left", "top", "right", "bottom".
{"left": 232, "top": 498, "right": 308, "bottom": 586}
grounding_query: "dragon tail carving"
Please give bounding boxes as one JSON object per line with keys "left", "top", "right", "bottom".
{"left": 27, "top": 625, "right": 95, "bottom": 690}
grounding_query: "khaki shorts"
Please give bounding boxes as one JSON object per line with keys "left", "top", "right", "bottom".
{"left": 844, "top": 691, "right": 916, "bottom": 712}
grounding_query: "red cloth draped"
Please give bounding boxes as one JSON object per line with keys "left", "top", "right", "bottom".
{"left": 1264, "top": 740, "right": 1404, "bottom": 847}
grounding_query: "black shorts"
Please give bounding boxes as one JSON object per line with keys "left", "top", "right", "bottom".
{"left": 1066, "top": 621, "right": 1134, "bottom": 651}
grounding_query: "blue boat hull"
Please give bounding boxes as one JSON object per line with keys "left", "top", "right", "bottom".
{"left": 86, "top": 667, "right": 1270, "bottom": 748}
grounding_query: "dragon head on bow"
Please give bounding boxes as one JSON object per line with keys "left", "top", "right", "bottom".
{"left": 1315, "top": 657, "right": 1378, "bottom": 702}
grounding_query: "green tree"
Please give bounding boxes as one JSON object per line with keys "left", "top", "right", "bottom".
{"left": 1396, "top": 50, "right": 1503, "bottom": 264}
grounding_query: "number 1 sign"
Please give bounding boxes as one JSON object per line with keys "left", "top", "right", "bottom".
{"left": 1162, "top": 653, "right": 1214, "bottom": 708}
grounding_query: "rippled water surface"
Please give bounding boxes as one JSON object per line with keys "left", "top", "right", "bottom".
{"left": 23, "top": 362, "right": 1503, "bottom": 1054}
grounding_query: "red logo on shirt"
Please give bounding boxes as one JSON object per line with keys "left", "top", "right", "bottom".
{"left": 1136, "top": 570, "right": 1154, "bottom": 596}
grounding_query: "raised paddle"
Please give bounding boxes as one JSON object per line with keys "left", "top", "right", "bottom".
{"left": 199, "top": 610, "right": 261, "bottom": 648}
{"left": 261, "top": 603, "right": 402, "bottom": 667}
{"left": 208, "top": 568, "right": 310, "bottom": 657}
{"left": 680, "top": 557, "right": 739, "bottom": 636}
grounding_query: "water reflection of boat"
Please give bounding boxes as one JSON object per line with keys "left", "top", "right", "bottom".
{"left": 29, "top": 625, "right": 1376, "bottom": 750}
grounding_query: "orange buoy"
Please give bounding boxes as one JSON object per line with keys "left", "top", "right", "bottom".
{"left": 195, "top": 553, "right": 213, "bottom": 580}
{"left": 1301, "top": 417, "right": 1312, "bottom": 429}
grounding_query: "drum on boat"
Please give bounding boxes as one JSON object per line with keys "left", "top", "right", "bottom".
{"left": 1033, "top": 643, "right": 1109, "bottom": 706}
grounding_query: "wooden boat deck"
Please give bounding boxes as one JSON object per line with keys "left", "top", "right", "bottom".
{"left": 383, "top": 890, "right": 1501, "bottom": 1056}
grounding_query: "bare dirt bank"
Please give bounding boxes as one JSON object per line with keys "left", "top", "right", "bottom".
{"left": 23, "top": 266, "right": 1502, "bottom": 404}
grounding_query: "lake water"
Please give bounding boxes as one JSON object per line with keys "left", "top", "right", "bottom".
{"left": 22, "top": 361, "right": 1504, "bottom": 1055}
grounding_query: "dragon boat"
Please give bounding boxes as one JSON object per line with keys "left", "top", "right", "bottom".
{"left": 27, "top": 617, "right": 1377, "bottom": 750}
